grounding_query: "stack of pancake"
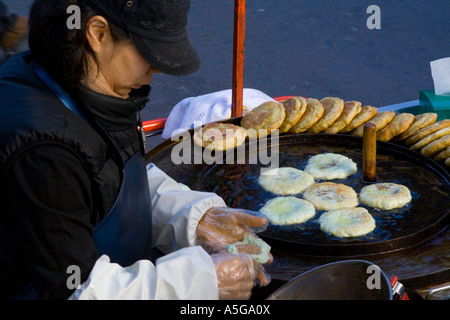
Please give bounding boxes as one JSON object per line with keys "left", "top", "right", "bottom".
{"left": 238, "top": 96, "right": 450, "bottom": 167}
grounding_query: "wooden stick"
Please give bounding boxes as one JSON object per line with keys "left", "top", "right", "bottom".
{"left": 363, "top": 122, "right": 377, "bottom": 182}
{"left": 232, "top": 0, "right": 246, "bottom": 118}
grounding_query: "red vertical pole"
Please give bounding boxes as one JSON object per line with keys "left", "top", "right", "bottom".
{"left": 232, "top": 0, "right": 246, "bottom": 118}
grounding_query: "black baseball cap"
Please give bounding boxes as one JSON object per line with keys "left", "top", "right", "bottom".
{"left": 85, "top": 0, "right": 201, "bottom": 76}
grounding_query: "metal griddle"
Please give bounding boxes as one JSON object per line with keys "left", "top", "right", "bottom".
{"left": 147, "top": 126, "right": 450, "bottom": 258}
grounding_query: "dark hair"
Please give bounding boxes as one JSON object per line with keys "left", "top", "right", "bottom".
{"left": 28, "top": 0, "right": 130, "bottom": 89}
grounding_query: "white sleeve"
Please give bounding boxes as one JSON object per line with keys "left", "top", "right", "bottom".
{"left": 68, "top": 247, "right": 219, "bottom": 300}
{"left": 147, "top": 163, "right": 227, "bottom": 254}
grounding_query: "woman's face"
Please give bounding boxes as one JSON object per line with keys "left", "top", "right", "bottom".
{"left": 85, "top": 16, "right": 160, "bottom": 98}
{"left": 97, "top": 40, "right": 160, "bottom": 97}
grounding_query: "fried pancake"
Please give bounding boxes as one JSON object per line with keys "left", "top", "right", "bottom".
{"left": 359, "top": 183, "right": 412, "bottom": 210}
{"left": 241, "top": 101, "right": 286, "bottom": 138}
{"left": 323, "top": 101, "right": 362, "bottom": 134}
{"left": 395, "top": 113, "right": 438, "bottom": 141}
{"left": 289, "top": 98, "right": 324, "bottom": 133}
{"left": 405, "top": 119, "right": 450, "bottom": 146}
{"left": 304, "top": 153, "right": 357, "bottom": 180}
{"left": 303, "top": 182, "right": 359, "bottom": 211}
{"left": 376, "top": 113, "right": 415, "bottom": 142}
{"left": 307, "top": 97, "right": 344, "bottom": 133}
{"left": 193, "top": 122, "right": 247, "bottom": 151}
{"left": 340, "top": 105, "right": 378, "bottom": 133}
{"left": 319, "top": 207, "right": 376, "bottom": 238}
{"left": 259, "top": 167, "right": 315, "bottom": 196}
{"left": 351, "top": 111, "right": 396, "bottom": 137}
{"left": 259, "top": 196, "right": 316, "bottom": 226}
{"left": 420, "top": 134, "right": 450, "bottom": 157}
{"left": 410, "top": 126, "right": 450, "bottom": 151}
{"left": 445, "top": 157, "right": 450, "bottom": 167}
{"left": 278, "top": 97, "right": 307, "bottom": 133}
{"left": 434, "top": 146, "right": 450, "bottom": 162}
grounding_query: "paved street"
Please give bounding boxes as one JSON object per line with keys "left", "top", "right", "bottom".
{"left": 6, "top": 1, "right": 450, "bottom": 143}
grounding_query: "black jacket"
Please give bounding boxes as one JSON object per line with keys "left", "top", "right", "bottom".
{"left": 0, "top": 52, "right": 150, "bottom": 299}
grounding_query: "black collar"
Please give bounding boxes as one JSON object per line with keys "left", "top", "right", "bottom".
{"left": 72, "top": 85, "right": 151, "bottom": 160}
{"left": 72, "top": 85, "right": 151, "bottom": 131}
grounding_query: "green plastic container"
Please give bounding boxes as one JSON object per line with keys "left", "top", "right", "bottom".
{"left": 419, "top": 90, "right": 450, "bottom": 121}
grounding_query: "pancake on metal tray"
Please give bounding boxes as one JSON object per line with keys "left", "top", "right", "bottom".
{"left": 323, "top": 100, "right": 362, "bottom": 134}
{"left": 289, "top": 98, "right": 324, "bottom": 133}
{"left": 395, "top": 112, "right": 438, "bottom": 141}
{"left": 306, "top": 97, "right": 344, "bottom": 133}
{"left": 319, "top": 207, "right": 376, "bottom": 238}
{"left": 359, "top": 183, "right": 412, "bottom": 210}
{"left": 304, "top": 153, "right": 357, "bottom": 180}
{"left": 258, "top": 167, "right": 315, "bottom": 196}
{"left": 240, "top": 101, "right": 286, "bottom": 138}
{"left": 278, "top": 97, "right": 307, "bottom": 134}
{"left": 340, "top": 105, "right": 378, "bottom": 133}
{"left": 193, "top": 122, "right": 247, "bottom": 151}
{"left": 376, "top": 113, "right": 415, "bottom": 142}
{"left": 351, "top": 111, "right": 396, "bottom": 137}
{"left": 303, "top": 182, "right": 359, "bottom": 211}
{"left": 420, "top": 134, "right": 450, "bottom": 157}
{"left": 410, "top": 127, "right": 450, "bottom": 151}
{"left": 259, "top": 196, "right": 316, "bottom": 226}
{"left": 405, "top": 119, "right": 450, "bottom": 146}
{"left": 434, "top": 146, "right": 450, "bottom": 163}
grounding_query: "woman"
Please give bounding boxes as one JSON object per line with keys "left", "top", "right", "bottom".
{"left": 0, "top": 0, "right": 271, "bottom": 300}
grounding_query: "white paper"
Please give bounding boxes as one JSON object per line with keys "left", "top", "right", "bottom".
{"left": 430, "top": 57, "right": 450, "bottom": 96}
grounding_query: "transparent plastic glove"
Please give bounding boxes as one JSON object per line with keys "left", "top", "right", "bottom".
{"left": 211, "top": 252, "right": 271, "bottom": 300}
{"left": 197, "top": 207, "right": 270, "bottom": 254}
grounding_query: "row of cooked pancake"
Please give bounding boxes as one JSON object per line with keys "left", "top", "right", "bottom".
{"left": 192, "top": 97, "right": 450, "bottom": 165}
{"left": 239, "top": 97, "right": 450, "bottom": 167}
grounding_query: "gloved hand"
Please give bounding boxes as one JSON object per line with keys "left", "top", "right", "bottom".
{"left": 197, "top": 207, "right": 270, "bottom": 256}
{"left": 211, "top": 252, "right": 271, "bottom": 300}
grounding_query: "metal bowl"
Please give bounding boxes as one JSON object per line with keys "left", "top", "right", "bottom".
{"left": 267, "top": 260, "right": 393, "bottom": 300}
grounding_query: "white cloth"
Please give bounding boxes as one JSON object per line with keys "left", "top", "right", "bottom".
{"left": 68, "top": 163, "right": 227, "bottom": 300}
{"left": 161, "top": 88, "right": 276, "bottom": 139}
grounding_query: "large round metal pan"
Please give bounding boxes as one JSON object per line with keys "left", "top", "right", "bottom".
{"left": 147, "top": 131, "right": 450, "bottom": 258}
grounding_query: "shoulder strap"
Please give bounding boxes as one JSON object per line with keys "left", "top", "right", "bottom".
{"left": 31, "top": 61, "right": 91, "bottom": 123}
